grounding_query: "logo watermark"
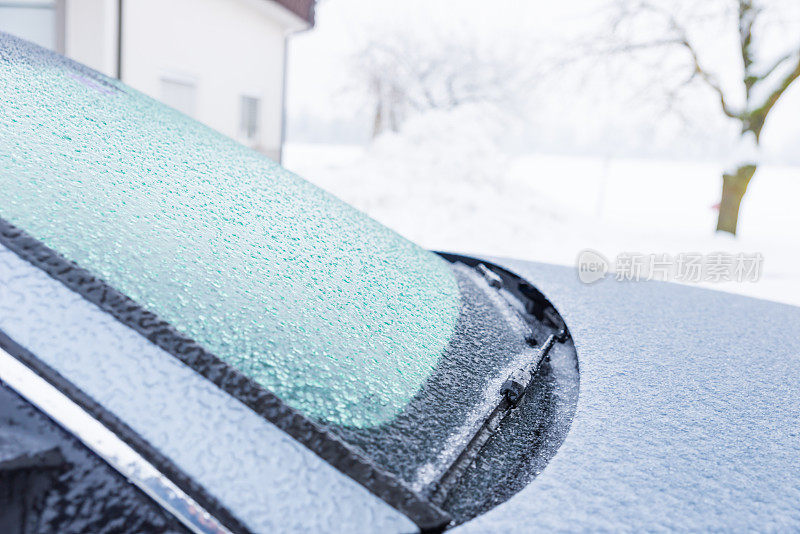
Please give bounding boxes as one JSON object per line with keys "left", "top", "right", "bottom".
{"left": 577, "top": 249, "right": 763, "bottom": 284}
{"left": 576, "top": 249, "right": 609, "bottom": 284}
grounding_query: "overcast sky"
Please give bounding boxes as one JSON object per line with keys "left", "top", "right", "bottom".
{"left": 286, "top": 0, "right": 800, "bottom": 163}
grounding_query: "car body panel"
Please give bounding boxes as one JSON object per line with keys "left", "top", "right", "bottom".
{"left": 454, "top": 257, "right": 800, "bottom": 532}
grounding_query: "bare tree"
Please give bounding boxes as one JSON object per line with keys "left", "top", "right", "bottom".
{"left": 597, "top": 0, "right": 800, "bottom": 235}
{"left": 352, "top": 32, "right": 534, "bottom": 137}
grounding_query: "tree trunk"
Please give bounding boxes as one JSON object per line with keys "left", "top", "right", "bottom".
{"left": 716, "top": 164, "right": 757, "bottom": 235}
{"left": 372, "top": 101, "right": 383, "bottom": 139}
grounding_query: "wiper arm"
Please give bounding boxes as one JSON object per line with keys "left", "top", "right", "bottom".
{"left": 427, "top": 332, "right": 559, "bottom": 506}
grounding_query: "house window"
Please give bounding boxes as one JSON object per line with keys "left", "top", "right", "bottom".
{"left": 240, "top": 95, "right": 260, "bottom": 140}
{"left": 160, "top": 77, "right": 197, "bottom": 118}
{"left": 0, "top": 1, "right": 61, "bottom": 51}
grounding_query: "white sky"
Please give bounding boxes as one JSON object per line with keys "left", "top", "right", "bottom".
{"left": 286, "top": 0, "right": 800, "bottom": 163}
{"left": 287, "top": 0, "right": 584, "bottom": 121}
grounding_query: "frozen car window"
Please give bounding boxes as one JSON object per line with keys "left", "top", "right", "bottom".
{"left": 0, "top": 35, "right": 579, "bottom": 524}
{"left": 0, "top": 35, "right": 460, "bottom": 429}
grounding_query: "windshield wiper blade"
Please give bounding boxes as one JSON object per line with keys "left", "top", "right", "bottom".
{"left": 427, "top": 332, "right": 559, "bottom": 507}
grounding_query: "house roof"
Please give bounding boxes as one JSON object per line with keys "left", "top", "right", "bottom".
{"left": 270, "top": 0, "right": 315, "bottom": 26}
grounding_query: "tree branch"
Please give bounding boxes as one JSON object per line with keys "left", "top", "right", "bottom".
{"left": 756, "top": 48, "right": 800, "bottom": 81}
{"left": 745, "top": 53, "right": 800, "bottom": 139}
{"left": 619, "top": 1, "right": 742, "bottom": 119}
{"left": 676, "top": 37, "right": 740, "bottom": 119}
{"left": 738, "top": 0, "right": 758, "bottom": 75}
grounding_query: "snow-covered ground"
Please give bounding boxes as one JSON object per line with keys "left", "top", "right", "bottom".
{"left": 284, "top": 140, "right": 800, "bottom": 307}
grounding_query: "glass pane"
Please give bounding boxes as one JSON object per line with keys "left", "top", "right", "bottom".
{"left": 160, "top": 77, "right": 197, "bottom": 117}
{"left": 240, "top": 95, "right": 259, "bottom": 138}
{"left": 0, "top": 35, "right": 462, "bottom": 429}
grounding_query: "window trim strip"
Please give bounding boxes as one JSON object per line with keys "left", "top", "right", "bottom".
{"left": 0, "top": 327, "right": 252, "bottom": 534}
{"left": 0, "top": 342, "right": 232, "bottom": 534}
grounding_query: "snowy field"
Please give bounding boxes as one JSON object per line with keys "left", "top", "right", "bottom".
{"left": 284, "top": 142, "right": 800, "bottom": 307}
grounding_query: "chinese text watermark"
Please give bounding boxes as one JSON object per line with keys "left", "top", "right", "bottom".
{"left": 577, "top": 249, "right": 763, "bottom": 284}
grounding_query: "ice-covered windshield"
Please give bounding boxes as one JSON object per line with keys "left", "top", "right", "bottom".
{"left": 0, "top": 34, "right": 461, "bottom": 428}
{"left": 0, "top": 35, "right": 582, "bottom": 524}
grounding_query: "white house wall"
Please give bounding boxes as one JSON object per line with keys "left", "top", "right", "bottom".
{"left": 62, "top": 0, "right": 295, "bottom": 162}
